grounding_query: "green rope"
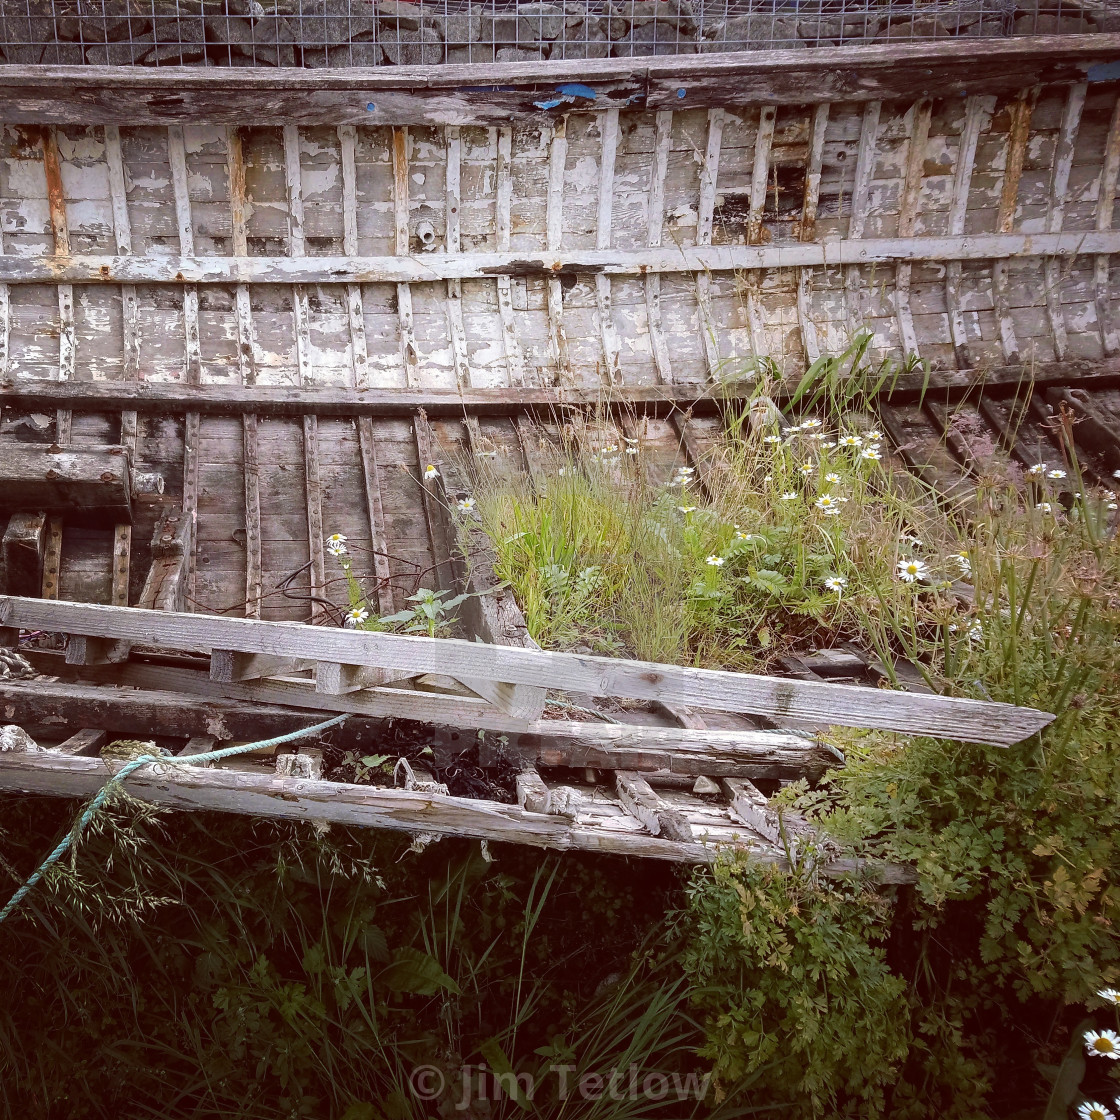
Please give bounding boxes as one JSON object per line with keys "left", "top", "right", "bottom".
{"left": 0, "top": 713, "right": 348, "bottom": 925}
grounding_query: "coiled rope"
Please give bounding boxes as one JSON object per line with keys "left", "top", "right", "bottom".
{"left": 0, "top": 713, "right": 348, "bottom": 924}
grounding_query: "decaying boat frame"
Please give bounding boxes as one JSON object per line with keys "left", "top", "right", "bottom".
{"left": 0, "top": 33, "right": 1117, "bottom": 865}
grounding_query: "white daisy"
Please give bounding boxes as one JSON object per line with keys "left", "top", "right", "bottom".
{"left": 456, "top": 497, "right": 476, "bottom": 512}
{"left": 900, "top": 536, "right": 923, "bottom": 548}
{"left": 1037, "top": 502, "right": 1053, "bottom": 513}
{"left": 764, "top": 474, "right": 773, "bottom": 482}
{"left": 677, "top": 505, "right": 696, "bottom": 514}
{"left": 625, "top": 446, "right": 640, "bottom": 455}
{"left": 763, "top": 434, "right": 782, "bottom": 444}
{"left": 1097, "top": 988, "right": 1120, "bottom": 1006}
{"left": 822, "top": 441, "right": 837, "bottom": 449}
{"left": 799, "top": 462, "right": 814, "bottom": 475}
{"left": 955, "top": 552, "right": 972, "bottom": 576}
{"left": 897, "top": 558, "right": 929, "bottom": 583}
{"left": 815, "top": 494, "right": 842, "bottom": 515}
{"left": 1027, "top": 462, "right": 1047, "bottom": 476}
{"left": 326, "top": 533, "right": 348, "bottom": 556}
{"left": 786, "top": 423, "right": 803, "bottom": 434}
{"left": 1048, "top": 468, "right": 1067, "bottom": 480}
{"left": 1085, "top": 1029, "right": 1120, "bottom": 1060}
{"left": 344, "top": 607, "right": 369, "bottom": 628}
{"left": 1109, "top": 502, "right": 1118, "bottom": 511}
{"left": 1078, "top": 1103, "right": 1115, "bottom": 1120}
{"left": 1114, "top": 469, "right": 1120, "bottom": 479}
{"left": 824, "top": 472, "right": 842, "bottom": 484}
{"left": 967, "top": 621, "right": 983, "bottom": 642}
{"left": 801, "top": 418, "right": 822, "bottom": 430}
{"left": 823, "top": 575, "right": 846, "bottom": 593}
{"left": 780, "top": 491, "right": 798, "bottom": 501}
{"left": 861, "top": 447, "right": 882, "bottom": 461}
{"left": 839, "top": 434, "right": 863, "bottom": 448}
{"left": 706, "top": 555, "right": 725, "bottom": 567}
{"left": 734, "top": 530, "right": 750, "bottom": 540}
{"left": 423, "top": 464, "right": 439, "bottom": 480}
{"left": 865, "top": 429, "right": 883, "bottom": 441}
{"left": 624, "top": 436, "right": 638, "bottom": 444}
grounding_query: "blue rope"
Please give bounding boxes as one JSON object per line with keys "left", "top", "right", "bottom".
{"left": 0, "top": 714, "right": 348, "bottom": 925}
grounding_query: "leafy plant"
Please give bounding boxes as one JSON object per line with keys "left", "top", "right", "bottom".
{"left": 380, "top": 587, "right": 469, "bottom": 638}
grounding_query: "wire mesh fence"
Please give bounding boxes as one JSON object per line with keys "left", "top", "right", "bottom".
{"left": 0, "top": 0, "right": 1108, "bottom": 67}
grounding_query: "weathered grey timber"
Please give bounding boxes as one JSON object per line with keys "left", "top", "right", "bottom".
{"left": 0, "top": 598, "right": 1054, "bottom": 744}
{"left": 0, "top": 35, "right": 1113, "bottom": 860}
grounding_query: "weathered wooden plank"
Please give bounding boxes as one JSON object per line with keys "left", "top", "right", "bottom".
{"left": 0, "top": 39, "right": 1116, "bottom": 127}
{"left": 546, "top": 117, "right": 570, "bottom": 384}
{"left": 168, "top": 124, "right": 202, "bottom": 388}
{"left": 391, "top": 127, "right": 421, "bottom": 388}
{"left": 695, "top": 108, "right": 725, "bottom": 379}
{"left": 0, "top": 597, "right": 1055, "bottom": 746}
{"left": 747, "top": 105, "right": 777, "bottom": 245}
{"left": 40, "top": 517, "right": 62, "bottom": 600}
{"left": 0, "top": 444, "right": 131, "bottom": 514}
{"left": 1097, "top": 93, "right": 1120, "bottom": 355}
{"left": 795, "top": 102, "right": 830, "bottom": 363}
{"left": 494, "top": 126, "right": 527, "bottom": 387}
{"left": 645, "top": 110, "right": 674, "bottom": 383}
{"left": 6, "top": 231, "right": 1120, "bottom": 286}
{"left": 338, "top": 123, "right": 370, "bottom": 390}
{"left": 845, "top": 99, "right": 881, "bottom": 333}
{"left": 111, "top": 522, "right": 130, "bottom": 606}
{"left": 444, "top": 125, "right": 472, "bottom": 389}
{"left": 945, "top": 95, "right": 991, "bottom": 368}
{"left": 596, "top": 109, "right": 622, "bottom": 386}
{"left": 41, "top": 125, "right": 73, "bottom": 444}
{"left": 10, "top": 354, "right": 1120, "bottom": 419}
{"left": 1044, "top": 82, "right": 1087, "bottom": 360}
{"left": 0, "top": 746, "right": 792, "bottom": 866}
{"left": 356, "top": 417, "right": 396, "bottom": 617}
{"left": 993, "top": 86, "right": 1040, "bottom": 363}
{"left": 895, "top": 98, "right": 932, "bottom": 360}
{"left": 182, "top": 411, "right": 200, "bottom": 604}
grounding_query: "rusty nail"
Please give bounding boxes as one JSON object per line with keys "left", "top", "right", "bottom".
{"left": 100, "top": 471, "right": 115, "bottom": 481}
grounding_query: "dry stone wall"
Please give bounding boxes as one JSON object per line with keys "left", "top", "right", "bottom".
{"left": 0, "top": 0, "right": 1110, "bottom": 67}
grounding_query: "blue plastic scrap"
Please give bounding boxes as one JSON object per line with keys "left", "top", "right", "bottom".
{"left": 1088, "top": 61, "right": 1120, "bottom": 83}
{"left": 534, "top": 83, "right": 600, "bottom": 109}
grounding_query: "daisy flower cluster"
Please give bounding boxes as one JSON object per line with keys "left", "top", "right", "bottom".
{"left": 1078, "top": 1003, "right": 1120, "bottom": 1120}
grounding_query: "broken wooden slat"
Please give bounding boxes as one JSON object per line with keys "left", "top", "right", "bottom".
{"left": 137, "top": 508, "right": 193, "bottom": 613}
{"left": 615, "top": 770, "right": 694, "bottom": 841}
{"left": 722, "top": 776, "right": 820, "bottom": 850}
{"left": 595, "top": 108, "right": 622, "bottom": 386}
{"left": 494, "top": 125, "right": 528, "bottom": 387}
{"left": 51, "top": 728, "right": 107, "bottom": 756}
{"left": 392, "top": 126, "right": 421, "bottom": 389}
{"left": 0, "top": 597, "right": 1052, "bottom": 746}
{"left": 0, "top": 444, "right": 131, "bottom": 515}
